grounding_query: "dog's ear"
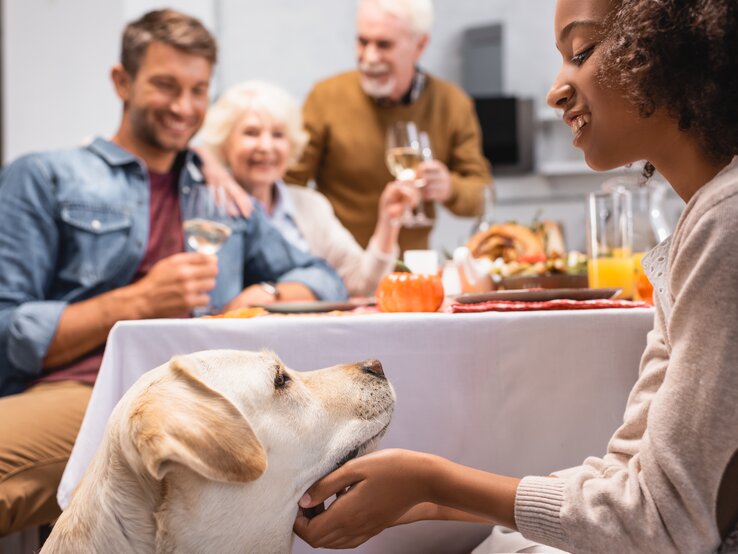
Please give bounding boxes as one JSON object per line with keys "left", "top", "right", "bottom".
{"left": 127, "top": 355, "right": 267, "bottom": 483}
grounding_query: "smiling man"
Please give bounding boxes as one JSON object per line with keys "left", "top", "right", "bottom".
{"left": 286, "top": 0, "right": 492, "bottom": 251}
{"left": 0, "top": 9, "right": 345, "bottom": 536}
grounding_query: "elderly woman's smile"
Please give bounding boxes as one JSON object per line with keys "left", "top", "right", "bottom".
{"left": 224, "top": 110, "right": 291, "bottom": 192}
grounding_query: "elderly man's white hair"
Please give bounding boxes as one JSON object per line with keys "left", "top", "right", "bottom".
{"left": 358, "top": 0, "right": 434, "bottom": 36}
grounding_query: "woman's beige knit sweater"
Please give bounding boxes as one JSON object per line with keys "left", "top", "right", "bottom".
{"left": 516, "top": 157, "right": 738, "bottom": 553}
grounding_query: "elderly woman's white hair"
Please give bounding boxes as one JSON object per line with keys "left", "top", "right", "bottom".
{"left": 358, "top": 0, "right": 434, "bottom": 36}
{"left": 199, "top": 80, "right": 309, "bottom": 166}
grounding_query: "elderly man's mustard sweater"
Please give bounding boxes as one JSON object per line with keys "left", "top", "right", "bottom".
{"left": 286, "top": 70, "right": 492, "bottom": 251}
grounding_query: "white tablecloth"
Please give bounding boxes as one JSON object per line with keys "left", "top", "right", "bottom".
{"left": 59, "top": 309, "right": 654, "bottom": 553}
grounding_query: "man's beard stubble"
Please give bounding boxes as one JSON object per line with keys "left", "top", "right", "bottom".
{"left": 129, "top": 105, "right": 193, "bottom": 154}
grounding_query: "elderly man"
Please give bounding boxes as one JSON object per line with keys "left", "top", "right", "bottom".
{"left": 0, "top": 9, "right": 345, "bottom": 535}
{"left": 286, "top": 0, "right": 492, "bottom": 251}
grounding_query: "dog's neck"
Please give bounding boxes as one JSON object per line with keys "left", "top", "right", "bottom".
{"left": 43, "top": 438, "right": 162, "bottom": 553}
{"left": 156, "top": 471, "right": 300, "bottom": 553}
{"left": 151, "top": 470, "right": 300, "bottom": 554}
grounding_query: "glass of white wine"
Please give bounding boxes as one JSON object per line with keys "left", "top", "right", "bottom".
{"left": 182, "top": 185, "right": 232, "bottom": 315}
{"left": 414, "top": 131, "right": 435, "bottom": 227}
{"left": 385, "top": 121, "right": 432, "bottom": 228}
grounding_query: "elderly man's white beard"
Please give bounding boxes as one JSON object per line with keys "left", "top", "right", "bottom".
{"left": 359, "top": 62, "right": 396, "bottom": 99}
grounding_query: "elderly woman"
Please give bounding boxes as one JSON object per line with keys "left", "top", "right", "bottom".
{"left": 199, "top": 81, "right": 417, "bottom": 297}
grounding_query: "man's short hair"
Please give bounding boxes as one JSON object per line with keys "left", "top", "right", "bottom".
{"left": 121, "top": 9, "right": 217, "bottom": 77}
{"left": 358, "top": 0, "right": 434, "bottom": 36}
{"left": 199, "top": 81, "right": 309, "bottom": 167}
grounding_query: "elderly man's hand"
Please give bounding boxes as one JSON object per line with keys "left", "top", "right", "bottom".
{"left": 417, "top": 160, "right": 452, "bottom": 203}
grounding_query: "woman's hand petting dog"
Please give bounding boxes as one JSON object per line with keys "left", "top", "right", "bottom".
{"left": 294, "top": 449, "right": 430, "bottom": 549}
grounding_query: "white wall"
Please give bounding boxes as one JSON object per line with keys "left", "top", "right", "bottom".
{"left": 2, "top": 0, "right": 562, "bottom": 159}
{"left": 2, "top": 0, "right": 123, "bottom": 161}
{"left": 1, "top": 0, "right": 216, "bottom": 162}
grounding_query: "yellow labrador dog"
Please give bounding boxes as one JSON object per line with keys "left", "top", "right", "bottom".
{"left": 42, "top": 349, "right": 395, "bottom": 554}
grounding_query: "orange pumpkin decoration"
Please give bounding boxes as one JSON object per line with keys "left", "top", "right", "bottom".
{"left": 376, "top": 272, "right": 445, "bottom": 313}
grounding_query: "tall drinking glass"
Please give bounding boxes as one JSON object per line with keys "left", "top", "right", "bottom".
{"left": 585, "top": 189, "right": 634, "bottom": 299}
{"left": 385, "top": 121, "right": 431, "bottom": 228}
{"left": 602, "top": 177, "right": 671, "bottom": 304}
{"left": 182, "top": 185, "right": 232, "bottom": 314}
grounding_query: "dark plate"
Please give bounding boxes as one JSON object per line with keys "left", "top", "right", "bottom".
{"left": 497, "top": 274, "right": 589, "bottom": 290}
{"left": 254, "top": 298, "right": 374, "bottom": 314}
{"left": 455, "top": 288, "right": 621, "bottom": 304}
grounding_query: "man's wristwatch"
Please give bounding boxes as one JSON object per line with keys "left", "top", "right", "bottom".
{"left": 258, "top": 281, "right": 280, "bottom": 300}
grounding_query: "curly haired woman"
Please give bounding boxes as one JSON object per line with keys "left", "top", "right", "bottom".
{"left": 293, "top": 0, "right": 738, "bottom": 552}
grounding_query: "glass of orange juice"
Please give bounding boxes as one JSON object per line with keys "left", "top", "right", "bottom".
{"left": 586, "top": 189, "right": 634, "bottom": 299}
{"left": 633, "top": 252, "right": 654, "bottom": 304}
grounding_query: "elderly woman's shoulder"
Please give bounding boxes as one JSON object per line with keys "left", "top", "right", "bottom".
{"left": 287, "top": 185, "right": 335, "bottom": 214}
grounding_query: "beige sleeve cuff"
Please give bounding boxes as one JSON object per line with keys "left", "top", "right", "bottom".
{"left": 514, "top": 476, "right": 567, "bottom": 545}
{"left": 366, "top": 236, "right": 399, "bottom": 265}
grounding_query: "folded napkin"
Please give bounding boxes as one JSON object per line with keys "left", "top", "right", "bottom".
{"left": 451, "top": 298, "right": 650, "bottom": 313}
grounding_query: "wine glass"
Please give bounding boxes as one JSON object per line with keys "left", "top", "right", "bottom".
{"left": 182, "top": 185, "right": 232, "bottom": 314}
{"left": 385, "top": 122, "right": 432, "bottom": 228}
{"left": 470, "top": 181, "right": 496, "bottom": 236}
{"left": 183, "top": 185, "right": 232, "bottom": 254}
{"left": 414, "top": 131, "right": 435, "bottom": 227}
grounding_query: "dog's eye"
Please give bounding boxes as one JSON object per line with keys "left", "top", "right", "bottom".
{"left": 274, "top": 371, "right": 291, "bottom": 390}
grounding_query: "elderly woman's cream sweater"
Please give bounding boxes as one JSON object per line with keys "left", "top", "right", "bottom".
{"left": 515, "top": 157, "right": 738, "bottom": 553}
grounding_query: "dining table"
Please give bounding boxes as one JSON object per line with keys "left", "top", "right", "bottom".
{"left": 58, "top": 307, "right": 654, "bottom": 553}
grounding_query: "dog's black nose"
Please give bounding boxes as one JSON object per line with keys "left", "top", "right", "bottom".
{"left": 361, "top": 359, "right": 385, "bottom": 378}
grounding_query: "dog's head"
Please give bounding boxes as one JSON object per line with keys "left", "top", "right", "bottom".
{"left": 116, "top": 350, "right": 394, "bottom": 533}
{"left": 121, "top": 349, "right": 395, "bottom": 485}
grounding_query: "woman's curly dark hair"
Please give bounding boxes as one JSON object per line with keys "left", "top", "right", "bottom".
{"left": 600, "top": 0, "right": 738, "bottom": 174}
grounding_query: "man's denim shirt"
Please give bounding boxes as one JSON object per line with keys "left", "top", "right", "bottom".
{"left": 0, "top": 138, "right": 347, "bottom": 396}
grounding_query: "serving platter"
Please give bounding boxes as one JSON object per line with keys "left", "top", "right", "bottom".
{"left": 455, "top": 288, "right": 621, "bottom": 304}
